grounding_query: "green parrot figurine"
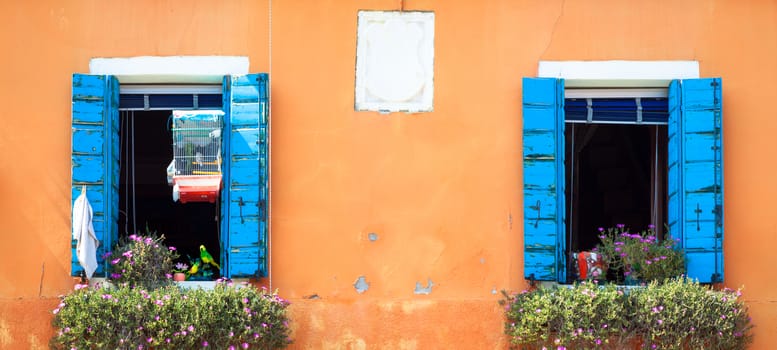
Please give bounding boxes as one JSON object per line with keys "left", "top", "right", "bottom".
{"left": 187, "top": 261, "right": 200, "bottom": 276}
{"left": 200, "top": 244, "right": 221, "bottom": 269}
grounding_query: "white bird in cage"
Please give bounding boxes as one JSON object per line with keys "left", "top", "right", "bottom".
{"left": 195, "top": 151, "right": 204, "bottom": 167}
{"left": 209, "top": 129, "right": 221, "bottom": 139}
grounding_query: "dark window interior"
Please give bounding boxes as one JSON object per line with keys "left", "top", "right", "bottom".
{"left": 118, "top": 110, "right": 221, "bottom": 268}
{"left": 564, "top": 123, "right": 667, "bottom": 254}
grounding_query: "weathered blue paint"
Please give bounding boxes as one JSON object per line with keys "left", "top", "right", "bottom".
{"left": 522, "top": 77, "right": 566, "bottom": 282}
{"left": 667, "top": 78, "right": 723, "bottom": 283}
{"left": 71, "top": 74, "right": 119, "bottom": 277}
{"left": 221, "top": 74, "right": 269, "bottom": 278}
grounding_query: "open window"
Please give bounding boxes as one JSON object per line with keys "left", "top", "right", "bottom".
{"left": 70, "top": 74, "right": 269, "bottom": 279}
{"left": 522, "top": 77, "right": 723, "bottom": 284}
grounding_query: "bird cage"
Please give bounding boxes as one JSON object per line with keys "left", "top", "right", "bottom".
{"left": 169, "top": 110, "right": 224, "bottom": 203}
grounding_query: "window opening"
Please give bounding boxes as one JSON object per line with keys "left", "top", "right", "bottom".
{"left": 564, "top": 97, "right": 668, "bottom": 282}
{"left": 119, "top": 109, "right": 222, "bottom": 276}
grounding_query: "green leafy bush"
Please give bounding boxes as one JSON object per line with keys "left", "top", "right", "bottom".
{"left": 107, "top": 231, "right": 178, "bottom": 289}
{"left": 630, "top": 278, "right": 753, "bottom": 349}
{"left": 50, "top": 281, "right": 292, "bottom": 349}
{"left": 595, "top": 225, "right": 684, "bottom": 283}
{"left": 501, "top": 278, "right": 753, "bottom": 349}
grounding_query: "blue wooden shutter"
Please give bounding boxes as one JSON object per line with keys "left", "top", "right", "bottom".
{"left": 667, "top": 78, "right": 723, "bottom": 283}
{"left": 71, "top": 74, "right": 120, "bottom": 277}
{"left": 522, "top": 78, "right": 566, "bottom": 282}
{"left": 221, "top": 74, "right": 269, "bottom": 278}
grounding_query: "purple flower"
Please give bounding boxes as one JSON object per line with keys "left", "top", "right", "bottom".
{"left": 122, "top": 251, "right": 133, "bottom": 258}
{"left": 648, "top": 224, "right": 656, "bottom": 229}
{"left": 595, "top": 339, "right": 602, "bottom": 345}
{"left": 146, "top": 337, "right": 153, "bottom": 343}
{"left": 657, "top": 319, "right": 663, "bottom": 325}
{"left": 188, "top": 325, "right": 195, "bottom": 332}
{"left": 202, "top": 341, "right": 209, "bottom": 347}
{"left": 241, "top": 343, "right": 249, "bottom": 349}
{"left": 110, "top": 273, "right": 122, "bottom": 279}
{"left": 111, "top": 258, "right": 121, "bottom": 265}
{"left": 169, "top": 246, "right": 177, "bottom": 251}
{"left": 617, "top": 224, "right": 625, "bottom": 229}
{"left": 598, "top": 227, "right": 604, "bottom": 232}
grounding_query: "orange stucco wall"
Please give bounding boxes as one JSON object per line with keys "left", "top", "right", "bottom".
{"left": 1, "top": 1, "right": 776, "bottom": 349}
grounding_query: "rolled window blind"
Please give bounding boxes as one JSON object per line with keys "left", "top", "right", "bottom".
{"left": 564, "top": 98, "right": 668, "bottom": 124}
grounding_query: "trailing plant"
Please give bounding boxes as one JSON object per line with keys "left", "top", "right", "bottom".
{"left": 501, "top": 278, "right": 753, "bottom": 349}
{"left": 501, "top": 282, "right": 629, "bottom": 349}
{"left": 50, "top": 280, "right": 292, "bottom": 349}
{"left": 595, "top": 225, "right": 684, "bottom": 283}
{"left": 630, "top": 278, "right": 753, "bottom": 349}
{"left": 107, "top": 230, "right": 178, "bottom": 289}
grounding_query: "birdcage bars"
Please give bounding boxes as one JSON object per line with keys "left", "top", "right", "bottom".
{"left": 169, "top": 110, "right": 224, "bottom": 203}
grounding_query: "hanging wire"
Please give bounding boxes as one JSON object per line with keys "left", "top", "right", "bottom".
{"left": 652, "top": 126, "right": 659, "bottom": 235}
{"left": 131, "top": 110, "right": 137, "bottom": 234}
{"left": 122, "top": 111, "right": 129, "bottom": 236}
{"left": 568, "top": 124, "right": 575, "bottom": 252}
{"left": 268, "top": 0, "right": 273, "bottom": 291}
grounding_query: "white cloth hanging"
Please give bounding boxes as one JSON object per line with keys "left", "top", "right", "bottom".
{"left": 73, "top": 186, "right": 100, "bottom": 279}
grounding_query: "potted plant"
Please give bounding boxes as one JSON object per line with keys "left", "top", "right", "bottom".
{"left": 172, "top": 262, "right": 189, "bottom": 281}
{"left": 594, "top": 224, "right": 684, "bottom": 284}
{"left": 106, "top": 229, "right": 178, "bottom": 289}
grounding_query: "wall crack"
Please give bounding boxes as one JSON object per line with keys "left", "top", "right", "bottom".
{"left": 540, "top": 0, "right": 566, "bottom": 59}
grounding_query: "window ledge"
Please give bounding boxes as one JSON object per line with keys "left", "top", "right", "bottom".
{"left": 87, "top": 278, "right": 249, "bottom": 291}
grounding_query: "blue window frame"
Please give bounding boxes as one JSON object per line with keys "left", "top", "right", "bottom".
{"left": 522, "top": 77, "right": 723, "bottom": 283}
{"left": 71, "top": 73, "right": 269, "bottom": 278}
